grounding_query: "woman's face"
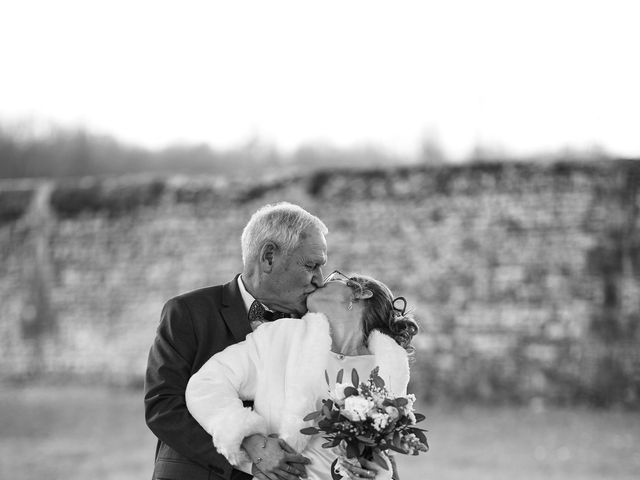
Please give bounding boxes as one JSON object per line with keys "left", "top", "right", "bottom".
{"left": 307, "top": 280, "right": 352, "bottom": 313}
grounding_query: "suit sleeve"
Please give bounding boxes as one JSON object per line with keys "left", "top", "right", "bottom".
{"left": 186, "top": 329, "right": 269, "bottom": 466}
{"left": 144, "top": 297, "right": 235, "bottom": 471}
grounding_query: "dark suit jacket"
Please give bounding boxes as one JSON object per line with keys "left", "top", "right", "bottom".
{"left": 145, "top": 275, "right": 253, "bottom": 480}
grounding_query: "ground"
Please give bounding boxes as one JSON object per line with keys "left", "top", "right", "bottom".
{"left": 0, "top": 385, "right": 638, "bottom": 480}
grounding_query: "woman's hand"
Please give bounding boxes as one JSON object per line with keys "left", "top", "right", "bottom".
{"left": 337, "top": 454, "right": 392, "bottom": 480}
{"left": 242, "top": 434, "right": 310, "bottom": 480}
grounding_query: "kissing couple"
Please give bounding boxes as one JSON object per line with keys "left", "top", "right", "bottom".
{"left": 145, "top": 202, "right": 419, "bottom": 480}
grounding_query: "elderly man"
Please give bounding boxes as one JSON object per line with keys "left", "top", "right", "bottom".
{"left": 145, "top": 202, "right": 328, "bottom": 480}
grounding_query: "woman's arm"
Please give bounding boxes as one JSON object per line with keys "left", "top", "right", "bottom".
{"left": 186, "top": 334, "right": 269, "bottom": 466}
{"left": 186, "top": 324, "right": 311, "bottom": 480}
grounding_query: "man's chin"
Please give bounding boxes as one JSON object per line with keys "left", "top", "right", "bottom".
{"left": 293, "top": 301, "right": 308, "bottom": 317}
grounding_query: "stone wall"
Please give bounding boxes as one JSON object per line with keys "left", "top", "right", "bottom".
{"left": 1, "top": 160, "right": 639, "bottom": 406}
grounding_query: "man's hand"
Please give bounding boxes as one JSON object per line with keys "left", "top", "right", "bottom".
{"left": 242, "top": 434, "right": 310, "bottom": 480}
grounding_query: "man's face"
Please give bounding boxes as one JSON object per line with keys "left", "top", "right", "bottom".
{"left": 265, "top": 226, "right": 327, "bottom": 315}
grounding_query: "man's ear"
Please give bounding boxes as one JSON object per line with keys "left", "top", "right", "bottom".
{"left": 260, "top": 242, "right": 278, "bottom": 273}
{"left": 354, "top": 289, "right": 373, "bottom": 300}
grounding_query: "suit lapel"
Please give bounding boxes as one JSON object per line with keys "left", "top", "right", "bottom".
{"left": 220, "top": 274, "right": 252, "bottom": 342}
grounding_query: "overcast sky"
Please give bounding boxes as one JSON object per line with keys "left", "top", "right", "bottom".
{"left": 1, "top": 0, "right": 638, "bottom": 159}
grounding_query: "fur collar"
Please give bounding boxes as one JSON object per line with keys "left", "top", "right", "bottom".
{"left": 367, "top": 329, "right": 411, "bottom": 395}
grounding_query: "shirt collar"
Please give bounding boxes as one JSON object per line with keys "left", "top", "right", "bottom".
{"left": 237, "top": 275, "right": 256, "bottom": 314}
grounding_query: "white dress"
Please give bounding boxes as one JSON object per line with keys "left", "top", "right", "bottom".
{"left": 303, "top": 353, "right": 377, "bottom": 480}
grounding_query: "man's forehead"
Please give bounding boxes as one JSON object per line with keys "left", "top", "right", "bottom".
{"left": 310, "top": 251, "right": 328, "bottom": 265}
{"left": 298, "top": 239, "right": 327, "bottom": 263}
{"left": 300, "top": 227, "right": 326, "bottom": 245}
{"left": 300, "top": 242, "right": 327, "bottom": 261}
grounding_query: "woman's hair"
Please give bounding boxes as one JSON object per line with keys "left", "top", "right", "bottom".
{"left": 349, "top": 274, "right": 419, "bottom": 353}
{"left": 241, "top": 202, "right": 328, "bottom": 267}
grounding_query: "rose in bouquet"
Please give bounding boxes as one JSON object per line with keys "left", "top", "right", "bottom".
{"left": 300, "top": 367, "right": 428, "bottom": 478}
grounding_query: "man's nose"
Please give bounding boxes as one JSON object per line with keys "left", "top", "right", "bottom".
{"left": 311, "top": 268, "right": 324, "bottom": 287}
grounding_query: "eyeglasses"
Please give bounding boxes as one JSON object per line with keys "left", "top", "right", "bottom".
{"left": 323, "top": 270, "right": 354, "bottom": 286}
{"left": 324, "top": 270, "right": 408, "bottom": 316}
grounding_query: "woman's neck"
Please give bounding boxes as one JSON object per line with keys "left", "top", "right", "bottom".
{"left": 329, "top": 322, "right": 368, "bottom": 356}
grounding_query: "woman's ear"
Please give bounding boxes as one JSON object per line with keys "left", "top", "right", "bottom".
{"left": 354, "top": 289, "right": 373, "bottom": 300}
{"left": 259, "top": 242, "right": 278, "bottom": 273}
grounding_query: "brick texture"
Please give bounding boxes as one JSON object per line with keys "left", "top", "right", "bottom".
{"left": 1, "top": 160, "right": 639, "bottom": 406}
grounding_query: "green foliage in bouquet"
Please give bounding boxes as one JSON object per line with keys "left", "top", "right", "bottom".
{"left": 301, "top": 367, "right": 429, "bottom": 474}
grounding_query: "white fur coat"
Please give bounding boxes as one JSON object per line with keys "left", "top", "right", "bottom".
{"left": 185, "top": 312, "right": 410, "bottom": 466}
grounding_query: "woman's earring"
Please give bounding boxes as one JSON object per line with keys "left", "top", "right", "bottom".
{"left": 347, "top": 300, "right": 353, "bottom": 311}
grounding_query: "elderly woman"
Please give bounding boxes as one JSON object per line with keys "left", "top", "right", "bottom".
{"left": 186, "top": 272, "right": 418, "bottom": 480}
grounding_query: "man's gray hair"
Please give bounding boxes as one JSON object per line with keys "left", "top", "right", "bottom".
{"left": 241, "top": 202, "right": 328, "bottom": 267}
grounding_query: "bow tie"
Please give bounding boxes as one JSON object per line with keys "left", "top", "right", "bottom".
{"left": 248, "top": 300, "right": 290, "bottom": 325}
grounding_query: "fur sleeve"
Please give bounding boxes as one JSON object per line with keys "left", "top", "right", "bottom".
{"left": 186, "top": 334, "right": 268, "bottom": 465}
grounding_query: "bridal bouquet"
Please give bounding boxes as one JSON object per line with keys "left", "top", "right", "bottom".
{"left": 300, "top": 367, "right": 428, "bottom": 478}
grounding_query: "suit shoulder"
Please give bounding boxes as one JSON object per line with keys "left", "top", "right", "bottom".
{"left": 161, "top": 285, "right": 224, "bottom": 316}
{"left": 171, "top": 285, "right": 223, "bottom": 303}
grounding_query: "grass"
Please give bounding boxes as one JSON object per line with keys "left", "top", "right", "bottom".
{"left": 0, "top": 385, "right": 638, "bottom": 480}
{"left": 397, "top": 403, "right": 639, "bottom": 480}
{"left": 0, "top": 384, "right": 156, "bottom": 480}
